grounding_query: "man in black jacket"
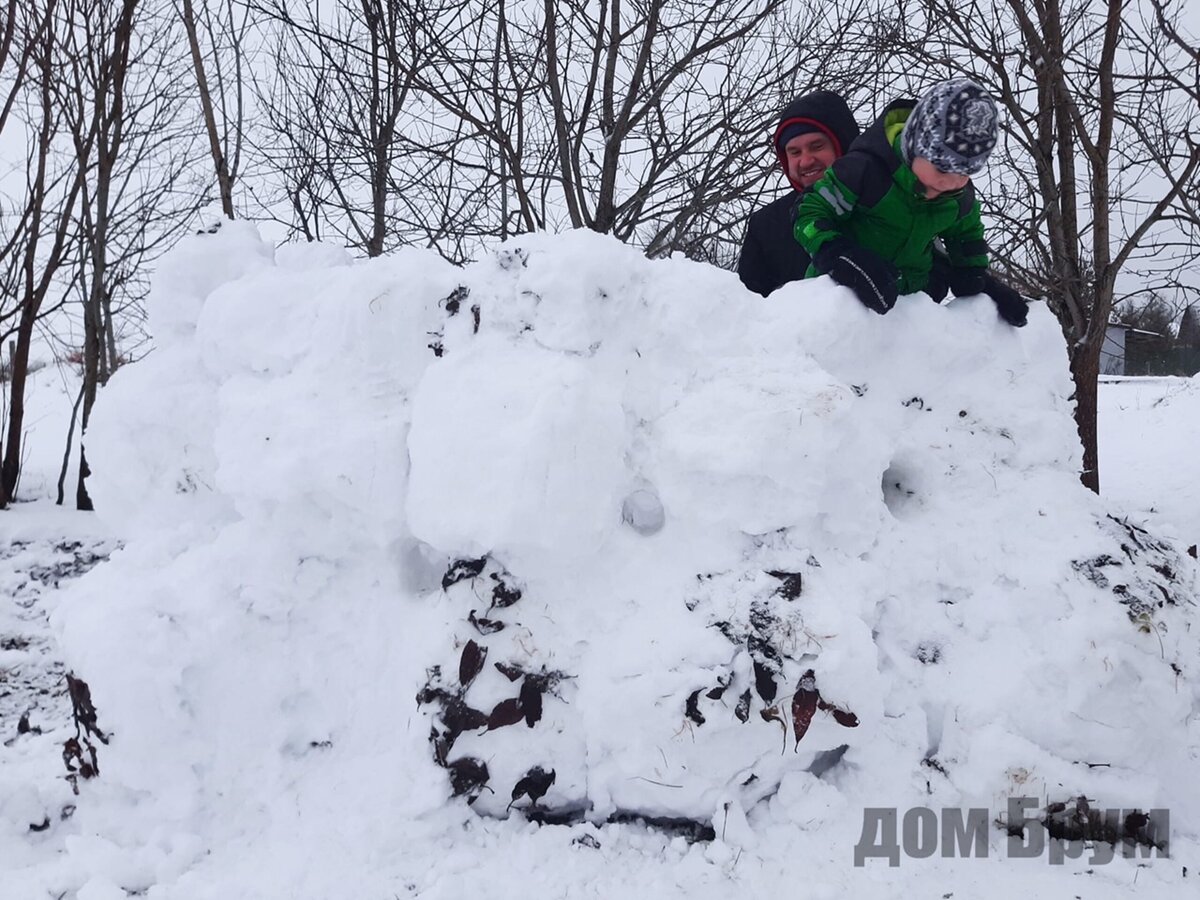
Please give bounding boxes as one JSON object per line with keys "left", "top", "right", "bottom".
{"left": 737, "top": 90, "right": 860, "bottom": 297}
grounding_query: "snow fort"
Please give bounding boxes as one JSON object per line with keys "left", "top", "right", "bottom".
{"left": 31, "top": 223, "right": 1200, "bottom": 897}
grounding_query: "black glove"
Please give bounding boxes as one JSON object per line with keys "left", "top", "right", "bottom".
{"left": 813, "top": 238, "right": 899, "bottom": 315}
{"left": 981, "top": 272, "right": 1029, "bottom": 327}
{"left": 926, "top": 253, "right": 950, "bottom": 304}
{"left": 947, "top": 265, "right": 986, "bottom": 298}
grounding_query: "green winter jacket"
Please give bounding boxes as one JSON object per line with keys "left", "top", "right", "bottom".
{"left": 793, "top": 101, "right": 989, "bottom": 295}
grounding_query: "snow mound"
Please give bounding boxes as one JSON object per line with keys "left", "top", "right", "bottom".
{"left": 35, "top": 225, "right": 1200, "bottom": 897}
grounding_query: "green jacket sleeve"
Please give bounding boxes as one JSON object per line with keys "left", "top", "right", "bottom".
{"left": 793, "top": 164, "right": 861, "bottom": 260}
{"left": 940, "top": 198, "right": 989, "bottom": 270}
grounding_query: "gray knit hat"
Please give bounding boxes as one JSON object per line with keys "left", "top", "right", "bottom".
{"left": 901, "top": 78, "right": 998, "bottom": 176}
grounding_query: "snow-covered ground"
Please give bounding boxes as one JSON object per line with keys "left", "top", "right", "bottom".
{"left": 1099, "top": 376, "right": 1200, "bottom": 545}
{"left": 1, "top": 226, "right": 1198, "bottom": 899}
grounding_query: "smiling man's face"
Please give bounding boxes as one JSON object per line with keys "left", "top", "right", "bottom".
{"left": 785, "top": 132, "right": 838, "bottom": 190}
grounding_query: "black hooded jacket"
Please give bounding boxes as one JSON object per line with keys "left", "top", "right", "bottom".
{"left": 737, "top": 91, "right": 860, "bottom": 297}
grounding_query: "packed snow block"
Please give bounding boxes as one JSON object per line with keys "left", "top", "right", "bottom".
{"left": 273, "top": 240, "right": 353, "bottom": 272}
{"left": 648, "top": 356, "right": 887, "bottom": 536}
{"left": 85, "top": 345, "right": 229, "bottom": 536}
{"left": 147, "top": 221, "right": 275, "bottom": 346}
{"left": 407, "top": 337, "right": 627, "bottom": 564}
{"left": 193, "top": 256, "right": 457, "bottom": 553}
{"left": 464, "top": 230, "right": 753, "bottom": 361}
{"left": 206, "top": 366, "right": 410, "bottom": 554}
{"left": 196, "top": 255, "right": 453, "bottom": 387}
{"left": 415, "top": 555, "right": 875, "bottom": 824}
{"left": 85, "top": 227, "right": 282, "bottom": 533}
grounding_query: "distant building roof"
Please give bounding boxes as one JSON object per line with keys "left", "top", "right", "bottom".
{"left": 1108, "top": 321, "right": 1165, "bottom": 340}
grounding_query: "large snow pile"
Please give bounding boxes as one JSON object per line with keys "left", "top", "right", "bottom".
{"left": 12, "top": 224, "right": 1199, "bottom": 898}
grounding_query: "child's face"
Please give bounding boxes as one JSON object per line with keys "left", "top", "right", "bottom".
{"left": 911, "top": 157, "right": 970, "bottom": 198}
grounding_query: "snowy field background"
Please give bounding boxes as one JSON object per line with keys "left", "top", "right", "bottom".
{"left": 1098, "top": 376, "right": 1200, "bottom": 542}
{"left": 1, "top": 225, "right": 1198, "bottom": 899}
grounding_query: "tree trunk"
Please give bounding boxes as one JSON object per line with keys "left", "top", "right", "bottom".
{"left": 57, "top": 381, "right": 86, "bottom": 505}
{"left": 75, "top": 446, "right": 94, "bottom": 511}
{"left": 182, "top": 0, "right": 235, "bottom": 218}
{"left": 71, "top": 0, "right": 137, "bottom": 512}
{"left": 543, "top": 0, "right": 585, "bottom": 228}
{"left": 1069, "top": 340, "right": 1101, "bottom": 494}
{"left": 75, "top": 299, "right": 102, "bottom": 510}
{"left": 367, "top": 5, "right": 386, "bottom": 258}
{"left": 0, "top": 305, "right": 37, "bottom": 505}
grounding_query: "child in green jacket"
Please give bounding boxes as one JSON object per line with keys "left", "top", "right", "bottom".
{"left": 793, "top": 78, "right": 1027, "bottom": 326}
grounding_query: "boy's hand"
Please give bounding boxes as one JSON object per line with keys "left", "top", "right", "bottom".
{"left": 813, "top": 239, "right": 899, "bottom": 315}
{"left": 947, "top": 266, "right": 1028, "bottom": 327}
{"left": 947, "top": 266, "right": 986, "bottom": 297}
{"left": 926, "top": 255, "right": 950, "bottom": 303}
{"left": 981, "top": 274, "right": 1029, "bottom": 327}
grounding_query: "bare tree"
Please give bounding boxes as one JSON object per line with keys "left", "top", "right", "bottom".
{"left": 0, "top": 0, "right": 87, "bottom": 507}
{"left": 875, "top": 0, "right": 1200, "bottom": 493}
{"left": 179, "top": 0, "right": 249, "bottom": 218}
{"left": 247, "top": 0, "right": 875, "bottom": 265}
{"left": 542, "top": 0, "right": 811, "bottom": 243}
{"left": 250, "top": 0, "right": 438, "bottom": 257}
{"left": 55, "top": 0, "right": 205, "bottom": 508}
{"left": 0, "top": 0, "right": 41, "bottom": 136}
{"left": 386, "top": 0, "right": 557, "bottom": 258}
{"left": 1117, "top": 295, "right": 1176, "bottom": 335}
{"left": 1117, "top": 293, "right": 1200, "bottom": 375}
{"left": 412, "top": 0, "right": 877, "bottom": 262}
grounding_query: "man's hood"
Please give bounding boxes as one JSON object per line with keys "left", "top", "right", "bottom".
{"left": 772, "top": 90, "right": 861, "bottom": 192}
{"left": 849, "top": 98, "right": 916, "bottom": 172}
